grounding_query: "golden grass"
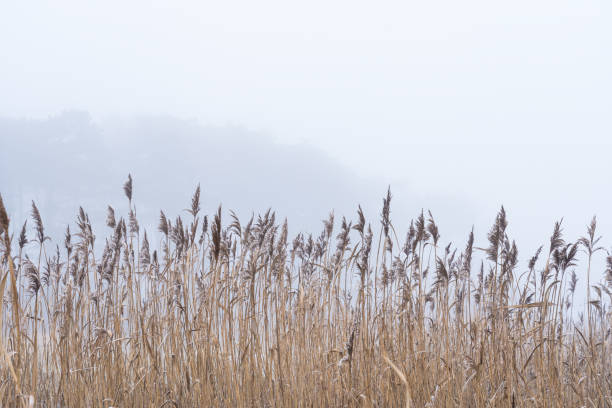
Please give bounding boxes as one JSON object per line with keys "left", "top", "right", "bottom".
{"left": 0, "top": 181, "right": 611, "bottom": 407}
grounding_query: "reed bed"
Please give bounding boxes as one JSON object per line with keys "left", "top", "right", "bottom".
{"left": 0, "top": 177, "right": 611, "bottom": 407}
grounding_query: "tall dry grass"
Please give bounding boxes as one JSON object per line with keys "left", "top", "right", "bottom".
{"left": 0, "top": 178, "right": 611, "bottom": 407}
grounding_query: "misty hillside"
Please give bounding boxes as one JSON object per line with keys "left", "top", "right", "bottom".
{"left": 0, "top": 111, "right": 385, "bottom": 241}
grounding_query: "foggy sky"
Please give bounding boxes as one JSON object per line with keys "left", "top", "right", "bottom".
{"left": 1, "top": 1, "right": 611, "bottom": 299}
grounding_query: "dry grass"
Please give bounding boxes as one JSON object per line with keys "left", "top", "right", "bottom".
{"left": 1, "top": 178, "right": 611, "bottom": 407}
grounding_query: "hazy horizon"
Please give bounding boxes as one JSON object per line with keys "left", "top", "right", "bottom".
{"left": 2, "top": 111, "right": 612, "bottom": 308}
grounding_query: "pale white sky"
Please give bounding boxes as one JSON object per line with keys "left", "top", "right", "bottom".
{"left": 1, "top": 0, "right": 611, "bottom": 277}
{"left": 1, "top": 1, "right": 608, "bottom": 151}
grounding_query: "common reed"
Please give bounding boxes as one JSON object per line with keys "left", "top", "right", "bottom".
{"left": 0, "top": 178, "right": 611, "bottom": 407}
